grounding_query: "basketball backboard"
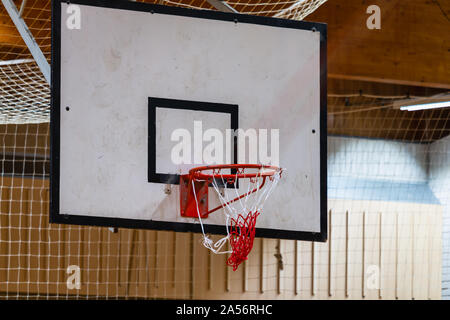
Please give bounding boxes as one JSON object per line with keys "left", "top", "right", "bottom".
{"left": 50, "top": 0, "right": 327, "bottom": 241}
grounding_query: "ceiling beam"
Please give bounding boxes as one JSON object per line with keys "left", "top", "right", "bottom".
{"left": 328, "top": 73, "right": 450, "bottom": 91}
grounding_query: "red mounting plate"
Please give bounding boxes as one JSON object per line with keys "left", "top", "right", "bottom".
{"left": 179, "top": 175, "right": 209, "bottom": 218}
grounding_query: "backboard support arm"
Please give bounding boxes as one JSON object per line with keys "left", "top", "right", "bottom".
{"left": 206, "top": 0, "right": 238, "bottom": 13}
{"left": 2, "top": 0, "right": 50, "bottom": 84}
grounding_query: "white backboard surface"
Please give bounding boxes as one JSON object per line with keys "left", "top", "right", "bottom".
{"left": 51, "top": 0, "right": 327, "bottom": 241}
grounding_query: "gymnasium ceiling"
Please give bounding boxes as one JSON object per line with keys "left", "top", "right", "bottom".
{"left": 0, "top": 0, "right": 449, "bottom": 142}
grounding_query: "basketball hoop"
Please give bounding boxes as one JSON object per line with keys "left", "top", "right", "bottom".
{"left": 180, "top": 164, "right": 283, "bottom": 271}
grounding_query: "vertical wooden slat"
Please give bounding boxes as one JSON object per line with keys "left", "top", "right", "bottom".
{"left": 328, "top": 209, "right": 332, "bottom": 297}
{"left": 20, "top": 188, "right": 29, "bottom": 293}
{"left": 105, "top": 225, "right": 112, "bottom": 298}
{"left": 260, "top": 238, "right": 264, "bottom": 294}
{"left": 243, "top": 259, "right": 248, "bottom": 292}
{"left": 345, "top": 210, "right": 349, "bottom": 298}
{"left": 190, "top": 233, "right": 195, "bottom": 299}
{"left": 226, "top": 241, "right": 231, "bottom": 292}
{"left": 137, "top": 231, "right": 143, "bottom": 289}
{"left": 411, "top": 213, "right": 415, "bottom": 300}
{"left": 57, "top": 222, "right": 65, "bottom": 297}
{"left": 154, "top": 231, "right": 159, "bottom": 288}
{"left": 144, "top": 231, "right": 150, "bottom": 297}
{"left": 379, "top": 212, "right": 382, "bottom": 299}
{"left": 43, "top": 191, "right": 50, "bottom": 297}
{"left": 45, "top": 188, "right": 51, "bottom": 297}
{"left": 117, "top": 230, "right": 122, "bottom": 291}
{"left": 97, "top": 228, "right": 102, "bottom": 285}
{"left": 279, "top": 240, "right": 284, "bottom": 294}
{"left": 427, "top": 212, "right": 432, "bottom": 300}
{"left": 1, "top": 187, "right": 11, "bottom": 295}
{"left": 311, "top": 241, "right": 315, "bottom": 296}
{"left": 276, "top": 239, "right": 282, "bottom": 294}
{"left": 395, "top": 212, "right": 399, "bottom": 300}
{"left": 362, "top": 211, "right": 366, "bottom": 298}
{"left": 14, "top": 187, "right": 26, "bottom": 294}
{"left": 126, "top": 230, "right": 136, "bottom": 297}
{"left": 208, "top": 248, "right": 213, "bottom": 290}
{"left": 294, "top": 240, "right": 300, "bottom": 295}
{"left": 173, "top": 232, "right": 177, "bottom": 288}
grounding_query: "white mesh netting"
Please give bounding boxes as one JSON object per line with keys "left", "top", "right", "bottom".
{"left": 0, "top": 60, "right": 49, "bottom": 124}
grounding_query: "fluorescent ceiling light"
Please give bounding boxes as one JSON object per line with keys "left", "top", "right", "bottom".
{"left": 400, "top": 101, "right": 450, "bottom": 111}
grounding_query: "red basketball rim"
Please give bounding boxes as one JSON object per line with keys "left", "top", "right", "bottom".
{"left": 189, "top": 164, "right": 281, "bottom": 180}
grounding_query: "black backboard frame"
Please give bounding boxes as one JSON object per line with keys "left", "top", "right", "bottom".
{"left": 50, "top": 0, "right": 327, "bottom": 242}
